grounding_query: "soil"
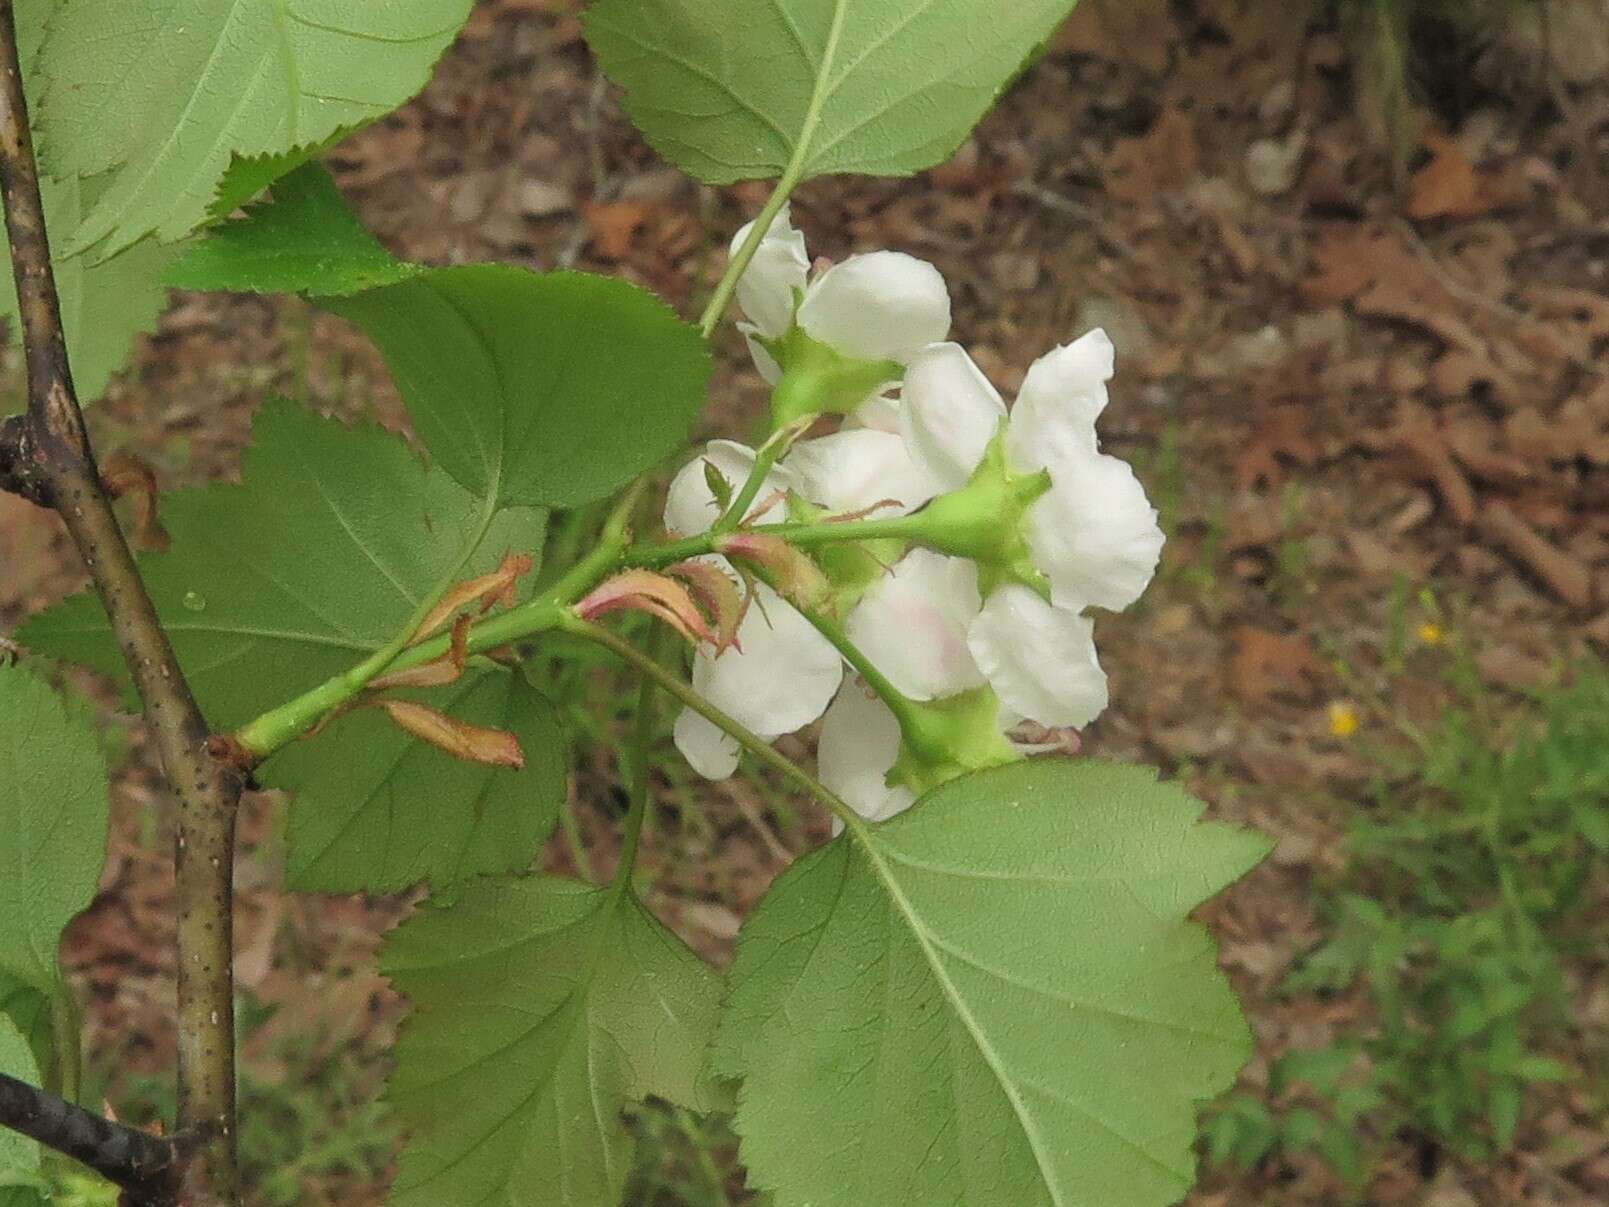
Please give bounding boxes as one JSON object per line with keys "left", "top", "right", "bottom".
{"left": 2, "top": 0, "right": 1607, "bottom": 1203}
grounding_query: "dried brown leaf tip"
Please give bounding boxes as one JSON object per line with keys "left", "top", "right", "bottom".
{"left": 372, "top": 615, "right": 472, "bottom": 690}
{"left": 575, "top": 569, "right": 717, "bottom": 647}
{"left": 381, "top": 700, "right": 525, "bottom": 769}
{"left": 101, "top": 449, "right": 170, "bottom": 551}
{"left": 414, "top": 551, "right": 534, "bottom": 643}
{"left": 716, "top": 533, "right": 832, "bottom": 613}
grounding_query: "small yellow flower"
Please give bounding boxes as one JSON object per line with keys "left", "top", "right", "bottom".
{"left": 1417, "top": 621, "right": 1444, "bottom": 646}
{"left": 1327, "top": 701, "right": 1360, "bottom": 738}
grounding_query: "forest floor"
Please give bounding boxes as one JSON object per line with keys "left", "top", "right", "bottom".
{"left": 2, "top": 1, "right": 1608, "bottom": 1203}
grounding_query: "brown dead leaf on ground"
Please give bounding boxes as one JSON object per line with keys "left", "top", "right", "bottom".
{"left": 1054, "top": 0, "right": 1174, "bottom": 74}
{"left": 1506, "top": 394, "right": 1609, "bottom": 466}
{"left": 1367, "top": 403, "right": 1479, "bottom": 526}
{"left": 1406, "top": 134, "right": 1492, "bottom": 221}
{"left": 1304, "top": 222, "right": 1492, "bottom": 354}
{"left": 581, "top": 199, "right": 657, "bottom": 260}
{"left": 1230, "top": 626, "right": 1326, "bottom": 704}
{"left": 1477, "top": 502, "right": 1596, "bottom": 611}
{"left": 1105, "top": 108, "right": 1198, "bottom": 204}
{"left": 1235, "top": 406, "right": 1322, "bottom": 491}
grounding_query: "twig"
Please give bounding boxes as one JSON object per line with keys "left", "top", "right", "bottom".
{"left": 0, "top": 1073, "right": 179, "bottom": 1201}
{"left": 1368, "top": 405, "right": 1477, "bottom": 527}
{"left": 0, "top": 5, "right": 242, "bottom": 1203}
{"left": 1477, "top": 502, "right": 1595, "bottom": 611}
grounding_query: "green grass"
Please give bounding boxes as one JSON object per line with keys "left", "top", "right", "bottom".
{"left": 1204, "top": 652, "right": 1609, "bottom": 1182}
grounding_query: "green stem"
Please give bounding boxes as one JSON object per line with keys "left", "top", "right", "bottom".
{"left": 236, "top": 534, "right": 625, "bottom": 760}
{"left": 559, "top": 794, "right": 595, "bottom": 884}
{"left": 234, "top": 488, "right": 908, "bottom": 762}
{"left": 794, "top": 606, "right": 929, "bottom": 742}
{"left": 560, "top": 615, "right": 861, "bottom": 833}
{"left": 626, "top": 512, "right": 925, "bottom": 570}
{"left": 714, "top": 440, "right": 784, "bottom": 536}
{"left": 697, "top": 164, "right": 804, "bottom": 340}
{"left": 613, "top": 638, "right": 663, "bottom": 890}
{"left": 47, "top": 982, "right": 79, "bottom": 1105}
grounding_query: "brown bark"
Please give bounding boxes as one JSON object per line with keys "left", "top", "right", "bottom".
{"left": 0, "top": 4, "right": 242, "bottom": 1202}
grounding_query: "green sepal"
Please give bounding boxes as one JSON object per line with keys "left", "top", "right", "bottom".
{"left": 765, "top": 326, "right": 901, "bottom": 430}
{"left": 786, "top": 495, "right": 906, "bottom": 614}
{"left": 906, "top": 430, "right": 1051, "bottom": 594}
{"left": 890, "top": 684, "right": 1021, "bottom": 798}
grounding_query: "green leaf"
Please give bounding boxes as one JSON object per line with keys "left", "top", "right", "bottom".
{"left": 585, "top": 0, "right": 1077, "bottom": 185}
{"left": 0, "top": 175, "right": 176, "bottom": 410}
{"left": 34, "top": 0, "right": 475, "bottom": 255}
{"left": 167, "top": 163, "right": 418, "bottom": 297}
{"left": 716, "top": 760, "right": 1269, "bottom": 1207}
{"left": 1, "top": 4, "right": 174, "bottom": 409}
{"left": 383, "top": 876, "right": 723, "bottom": 1207}
{"left": 21, "top": 400, "right": 545, "bottom": 727}
{"left": 0, "top": 665, "right": 108, "bottom": 995}
{"left": 171, "top": 180, "right": 711, "bottom": 507}
{"left": 0, "top": 1016, "right": 44, "bottom": 1183}
{"left": 0, "top": 975, "right": 50, "bottom": 1079}
{"left": 326, "top": 267, "right": 712, "bottom": 508}
{"left": 265, "top": 670, "right": 565, "bottom": 892}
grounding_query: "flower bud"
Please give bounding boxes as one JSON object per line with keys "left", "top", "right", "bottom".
{"left": 667, "top": 559, "right": 748, "bottom": 655}
{"left": 715, "top": 533, "right": 832, "bottom": 615}
{"left": 575, "top": 570, "right": 717, "bottom": 648}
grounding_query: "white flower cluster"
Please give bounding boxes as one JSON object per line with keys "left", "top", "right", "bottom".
{"left": 669, "top": 209, "right": 1165, "bottom": 822}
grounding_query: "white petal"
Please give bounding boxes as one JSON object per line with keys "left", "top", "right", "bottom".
{"left": 797, "top": 251, "right": 950, "bottom": 364}
{"left": 1028, "top": 452, "right": 1164, "bottom": 612}
{"left": 967, "top": 585, "right": 1109, "bottom": 728}
{"left": 740, "top": 323, "right": 784, "bottom": 384}
{"left": 692, "top": 582, "right": 843, "bottom": 737}
{"left": 847, "top": 549, "right": 985, "bottom": 701}
{"left": 783, "top": 429, "right": 942, "bottom": 518}
{"left": 673, "top": 708, "right": 741, "bottom": 780}
{"left": 730, "top": 204, "right": 809, "bottom": 340}
{"left": 1006, "top": 329, "right": 1114, "bottom": 471}
{"left": 664, "top": 441, "right": 798, "bottom": 537}
{"left": 900, "top": 342, "right": 1007, "bottom": 491}
{"left": 819, "top": 683, "right": 917, "bottom": 824}
{"left": 850, "top": 394, "right": 902, "bottom": 434}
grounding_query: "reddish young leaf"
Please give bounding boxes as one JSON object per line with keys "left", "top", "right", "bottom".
{"left": 414, "top": 551, "right": 534, "bottom": 642}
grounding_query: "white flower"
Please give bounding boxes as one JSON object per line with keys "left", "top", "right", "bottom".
{"left": 672, "top": 578, "right": 845, "bottom": 779}
{"left": 664, "top": 439, "right": 797, "bottom": 536}
{"left": 731, "top": 204, "right": 809, "bottom": 343}
{"left": 965, "top": 584, "right": 1108, "bottom": 727}
{"left": 818, "top": 681, "right": 915, "bottom": 825}
{"left": 782, "top": 428, "right": 942, "bottom": 519}
{"left": 730, "top": 208, "right": 951, "bottom": 384}
{"left": 847, "top": 550, "right": 1110, "bottom": 729}
{"left": 845, "top": 548, "right": 984, "bottom": 701}
{"left": 666, "top": 438, "right": 866, "bottom": 782}
{"left": 902, "top": 331, "right": 1164, "bottom": 613}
